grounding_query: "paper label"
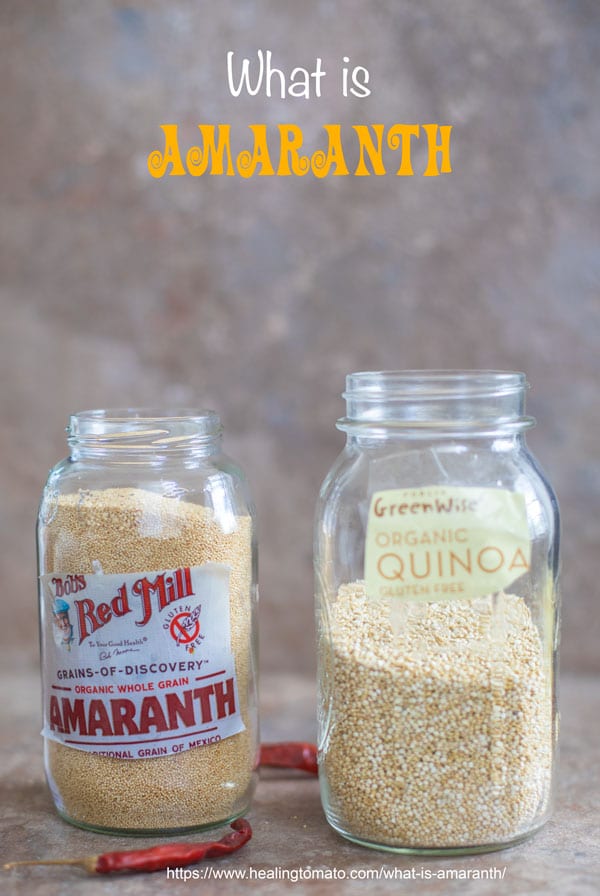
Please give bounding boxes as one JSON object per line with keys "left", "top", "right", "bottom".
{"left": 40, "top": 563, "right": 244, "bottom": 758}
{"left": 364, "top": 486, "right": 531, "bottom": 601}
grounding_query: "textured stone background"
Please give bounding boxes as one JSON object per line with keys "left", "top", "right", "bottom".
{"left": 1, "top": 1, "right": 598, "bottom": 675}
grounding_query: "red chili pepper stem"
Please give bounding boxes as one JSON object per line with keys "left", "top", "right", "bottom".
{"left": 4, "top": 858, "right": 98, "bottom": 873}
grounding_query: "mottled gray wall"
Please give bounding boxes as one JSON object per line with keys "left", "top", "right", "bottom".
{"left": 1, "top": 1, "right": 598, "bottom": 674}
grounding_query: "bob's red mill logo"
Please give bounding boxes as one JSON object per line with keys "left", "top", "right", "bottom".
{"left": 147, "top": 50, "right": 453, "bottom": 179}
{"left": 50, "top": 568, "right": 194, "bottom": 645}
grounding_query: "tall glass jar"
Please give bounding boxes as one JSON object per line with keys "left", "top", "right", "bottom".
{"left": 38, "top": 409, "right": 258, "bottom": 835}
{"left": 315, "top": 372, "right": 559, "bottom": 854}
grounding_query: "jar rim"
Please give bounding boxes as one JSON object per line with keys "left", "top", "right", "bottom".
{"left": 339, "top": 370, "right": 534, "bottom": 435}
{"left": 67, "top": 408, "right": 222, "bottom": 454}
{"left": 344, "top": 370, "right": 527, "bottom": 399}
{"left": 71, "top": 407, "right": 220, "bottom": 423}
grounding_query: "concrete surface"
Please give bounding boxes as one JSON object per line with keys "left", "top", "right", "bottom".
{"left": 1, "top": 654, "right": 598, "bottom": 896}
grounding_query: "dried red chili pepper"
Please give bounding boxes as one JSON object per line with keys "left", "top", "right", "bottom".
{"left": 4, "top": 741, "right": 316, "bottom": 877}
{"left": 259, "top": 741, "right": 318, "bottom": 775}
{"left": 3, "top": 818, "right": 251, "bottom": 875}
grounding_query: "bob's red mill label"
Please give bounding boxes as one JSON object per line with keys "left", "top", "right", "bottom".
{"left": 40, "top": 563, "right": 244, "bottom": 758}
{"left": 364, "top": 486, "right": 531, "bottom": 601}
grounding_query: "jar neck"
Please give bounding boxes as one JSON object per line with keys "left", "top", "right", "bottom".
{"left": 338, "top": 370, "right": 535, "bottom": 440}
{"left": 68, "top": 409, "right": 223, "bottom": 462}
{"left": 345, "top": 433, "right": 525, "bottom": 454}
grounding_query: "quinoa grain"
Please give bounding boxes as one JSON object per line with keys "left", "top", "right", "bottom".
{"left": 322, "top": 583, "right": 552, "bottom": 849}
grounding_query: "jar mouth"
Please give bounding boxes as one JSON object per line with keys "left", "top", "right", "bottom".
{"left": 344, "top": 370, "right": 527, "bottom": 398}
{"left": 68, "top": 408, "right": 222, "bottom": 454}
{"left": 339, "top": 370, "right": 535, "bottom": 435}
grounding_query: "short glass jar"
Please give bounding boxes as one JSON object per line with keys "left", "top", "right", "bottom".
{"left": 315, "top": 371, "right": 559, "bottom": 854}
{"left": 38, "top": 409, "right": 258, "bottom": 836}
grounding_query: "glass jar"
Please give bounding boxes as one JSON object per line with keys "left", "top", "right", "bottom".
{"left": 315, "top": 371, "right": 559, "bottom": 855}
{"left": 38, "top": 409, "right": 258, "bottom": 836}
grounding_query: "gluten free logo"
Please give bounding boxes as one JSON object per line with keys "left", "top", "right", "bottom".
{"left": 166, "top": 605, "right": 204, "bottom": 654}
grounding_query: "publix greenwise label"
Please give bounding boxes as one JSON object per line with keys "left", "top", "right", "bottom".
{"left": 40, "top": 563, "right": 244, "bottom": 758}
{"left": 364, "top": 486, "right": 531, "bottom": 601}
